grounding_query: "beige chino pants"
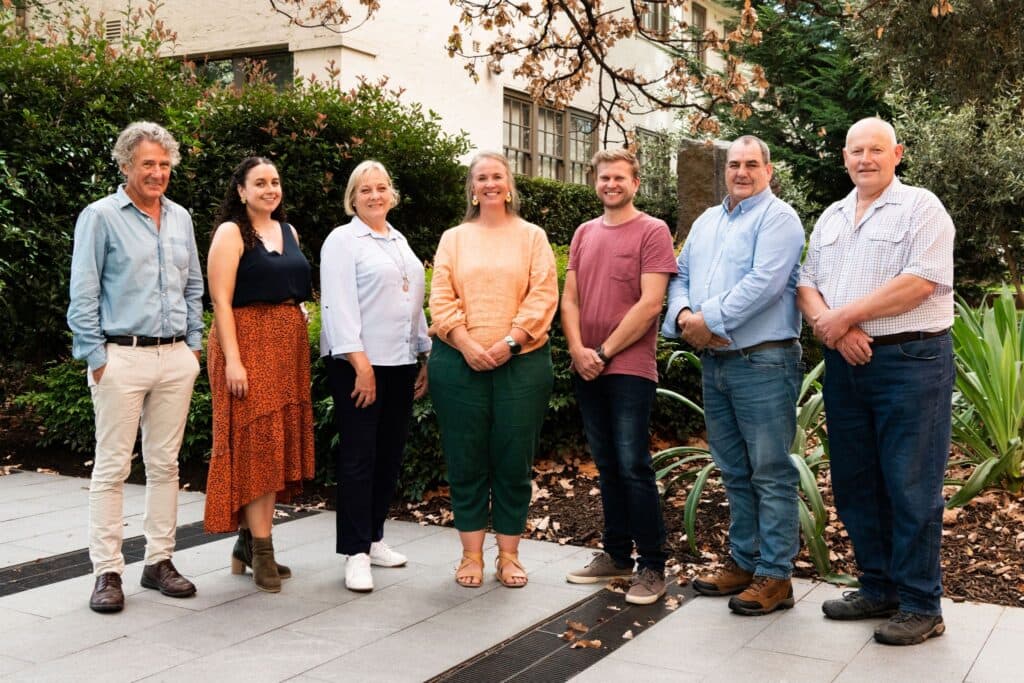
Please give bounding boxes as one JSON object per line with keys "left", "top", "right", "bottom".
{"left": 88, "top": 341, "right": 199, "bottom": 575}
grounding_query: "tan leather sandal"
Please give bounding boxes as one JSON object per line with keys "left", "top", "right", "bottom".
{"left": 495, "top": 551, "right": 527, "bottom": 588}
{"left": 455, "top": 551, "right": 484, "bottom": 588}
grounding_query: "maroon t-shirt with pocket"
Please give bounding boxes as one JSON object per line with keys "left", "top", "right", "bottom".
{"left": 567, "top": 212, "right": 678, "bottom": 382}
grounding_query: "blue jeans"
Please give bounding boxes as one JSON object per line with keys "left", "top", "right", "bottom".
{"left": 574, "top": 374, "right": 667, "bottom": 572}
{"left": 823, "top": 334, "right": 954, "bottom": 616}
{"left": 702, "top": 343, "right": 802, "bottom": 579}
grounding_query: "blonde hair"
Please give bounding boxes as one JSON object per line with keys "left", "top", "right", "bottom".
{"left": 463, "top": 151, "right": 521, "bottom": 221}
{"left": 590, "top": 148, "right": 640, "bottom": 178}
{"left": 344, "top": 160, "right": 400, "bottom": 216}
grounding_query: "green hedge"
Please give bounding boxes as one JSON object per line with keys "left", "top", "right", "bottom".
{"left": 0, "top": 19, "right": 468, "bottom": 364}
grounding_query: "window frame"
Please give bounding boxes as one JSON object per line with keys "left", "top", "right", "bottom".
{"left": 503, "top": 90, "right": 598, "bottom": 185}
{"left": 190, "top": 47, "right": 294, "bottom": 91}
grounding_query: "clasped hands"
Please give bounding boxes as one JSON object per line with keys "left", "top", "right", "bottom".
{"left": 676, "top": 310, "right": 728, "bottom": 351}
{"left": 811, "top": 308, "right": 874, "bottom": 366}
{"left": 460, "top": 338, "right": 514, "bottom": 372}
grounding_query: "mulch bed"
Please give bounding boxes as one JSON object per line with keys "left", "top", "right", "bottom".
{"left": 2, "top": 403, "right": 1022, "bottom": 608}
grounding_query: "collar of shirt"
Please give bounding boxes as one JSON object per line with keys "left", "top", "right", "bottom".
{"left": 720, "top": 186, "right": 774, "bottom": 217}
{"left": 350, "top": 214, "right": 404, "bottom": 243}
{"left": 839, "top": 177, "right": 908, "bottom": 229}
{"left": 114, "top": 184, "right": 168, "bottom": 217}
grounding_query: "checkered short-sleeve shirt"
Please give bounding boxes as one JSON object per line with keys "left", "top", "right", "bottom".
{"left": 798, "top": 178, "right": 955, "bottom": 337}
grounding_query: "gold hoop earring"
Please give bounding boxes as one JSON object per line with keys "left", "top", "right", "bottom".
{"left": 505, "top": 192, "right": 512, "bottom": 204}
{"left": 241, "top": 196, "right": 247, "bottom": 205}
{"left": 471, "top": 195, "right": 479, "bottom": 206}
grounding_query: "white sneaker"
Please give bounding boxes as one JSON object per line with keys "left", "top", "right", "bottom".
{"left": 369, "top": 541, "right": 407, "bottom": 568}
{"left": 345, "top": 553, "right": 373, "bottom": 592}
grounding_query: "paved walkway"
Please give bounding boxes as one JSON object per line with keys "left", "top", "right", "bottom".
{"left": 0, "top": 470, "right": 1018, "bottom": 682}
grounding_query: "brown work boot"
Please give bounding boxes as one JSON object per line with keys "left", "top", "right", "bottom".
{"left": 693, "top": 558, "right": 753, "bottom": 596}
{"left": 728, "top": 576, "right": 795, "bottom": 616}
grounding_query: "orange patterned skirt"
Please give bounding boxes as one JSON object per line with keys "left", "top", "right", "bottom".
{"left": 204, "top": 303, "right": 315, "bottom": 533}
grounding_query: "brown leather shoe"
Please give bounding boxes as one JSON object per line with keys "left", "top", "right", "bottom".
{"left": 140, "top": 559, "right": 196, "bottom": 598}
{"left": 693, "top": 558, "right": 754, "bottom": 596}
{"left": 728, "top": 576, "right": 795, "bottom": 616}
{"left": 90, "top": 572, "right": 124, "bottom": 613}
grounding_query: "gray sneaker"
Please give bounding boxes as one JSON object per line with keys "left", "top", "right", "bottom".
{"left": 565, "top": 552, "right": 634, "bottom": 584}
{"left": 822, "top": 590, "right": 899, "bottom": 620}
{"left": 625, "top": 567, "right": 666, "bottom": 605}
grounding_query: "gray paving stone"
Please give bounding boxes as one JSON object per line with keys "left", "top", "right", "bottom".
{"left": 5, "top": 635, "right": 194, "bottom": 682}
{"left": 389, "top": 528, "right": 493, "bottom": 567}
{"left": 836, "top": 623, "right": 991, "bottom": 683}
{"left": 0, "top": 601, "right": 191, "bottom": 663}
{"left": 133, "top": 566, "right": 260, "bottom": 611}
{"left": 0, "top": 542, "right": 50, "bottom": 568}
{"left": 571, "top": 657, "right": 704, "bottom": 682}
{"left": 526, "top": 547, "right": 610, "bottom": 591}
{"left": 993, "top": 605, "right": 1024, "bottom": 631}
{"left": 0, "top": 499, "right": 62, "bottom": 521}
{"left": 13, "top": 525, "right": 89, "bottom": 554}
{"left": 0, "top": 606, "right": 47, "bottom": 634}
{"left": 133, "top": 593, "right": 335, "bottom": 655}
{"left": 746, "top": 600, "right": 875, "bottom": 662}
{"left": 965, "top": 627, "right": 1021, "bottom": 683}
{"left": 799, "top": 580, "right": 855, "bottom": 605}
{"left": 703, "top": 647, "right": 844, "bottom": 683}
{"left": 142, "top": 627, "right": 352, "bottom": 682}
{"left": 300, "top": 618, "right": 502, "bottom": 683}
{"left": 0, "top": 654, "right": 31, "bottom": 677}
{"left": 940, "top": 598, "right": 1004, "bottom": 632}
{"left": 0, "top": 507, "right": 88, "bottom": 544}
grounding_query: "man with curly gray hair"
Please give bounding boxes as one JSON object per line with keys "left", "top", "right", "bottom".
{"left": 68, "top": 121, "right": 203, "bottom": 613}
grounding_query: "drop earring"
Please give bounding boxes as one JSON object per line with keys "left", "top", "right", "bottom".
{"left": 505, "top": 192, "right": 512, "bottom": 204}
{"left": 471, "top": 195, "right": 479, "bottom": 206}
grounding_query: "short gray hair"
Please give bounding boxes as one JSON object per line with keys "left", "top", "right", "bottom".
{"left": 344, "top": 160, "right": 400, "bottom": 217}
{"left": 111, "top": 121, "right": 181, "bottom": 169}
{"left": 729, "top": 135, "right": 771, "bottom": 164}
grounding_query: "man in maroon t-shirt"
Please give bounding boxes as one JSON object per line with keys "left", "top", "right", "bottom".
{"left": 561, "top": 149, "right": 678, "bottom": 605}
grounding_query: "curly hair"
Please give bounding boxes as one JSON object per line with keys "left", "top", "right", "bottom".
{"left": 111, "top": 121, "right": 181, "bottom": 169}
{"left": 214, "top": 157, "right": 287, "bottom": 250}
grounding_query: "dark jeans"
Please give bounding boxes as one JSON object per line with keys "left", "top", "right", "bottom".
{"left": 823, "top": 334, "right": 954, "bottom": 615}
{"left": 327, "top": 358, "right": 418, "bottom": 556}
{"left": 574, "top": 373, "right": 666, "bottom": 572}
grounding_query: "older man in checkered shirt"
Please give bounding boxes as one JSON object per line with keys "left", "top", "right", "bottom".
{"left": 797, "top": 117, "right": 955, "bottom": 647}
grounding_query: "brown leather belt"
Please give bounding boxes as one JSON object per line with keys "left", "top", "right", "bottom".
{"left": 106, "top": 335, "right": 183, "bottom": 347}
{"left": 870, "top": 329, "right": 949, "bottom": 346}
{"left": 702, "top": 339, "right": 798, "bottom": 359}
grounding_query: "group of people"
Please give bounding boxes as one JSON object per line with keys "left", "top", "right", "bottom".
{"left": 68, "top": 116, "right": 954, "bottom": 649}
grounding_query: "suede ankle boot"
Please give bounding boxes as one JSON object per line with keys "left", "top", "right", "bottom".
{"left": 231, "top": 528, "right": 292, "bottom": 579}
{"left": 251, "top": 536, "right": 282, "bottom": 593}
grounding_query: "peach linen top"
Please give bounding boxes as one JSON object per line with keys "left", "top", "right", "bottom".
{"left": 430, "top": 220, "right": 558, "bottom": 354}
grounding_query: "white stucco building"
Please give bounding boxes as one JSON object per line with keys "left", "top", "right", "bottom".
{"left": 32, "top": 0, "right": 733, "bottom": 183}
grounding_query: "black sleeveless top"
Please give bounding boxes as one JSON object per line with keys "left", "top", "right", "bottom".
{"left": 233, "top": 222, "right": 313, "bottom": 307}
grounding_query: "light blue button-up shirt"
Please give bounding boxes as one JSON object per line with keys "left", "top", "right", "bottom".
{"left": 319, "top": 216, "right": 431, "bottom": 366}
{"left": 662, "top": 188, "right": 805, "bottom": 350}
{"left": 67, "top": 186, "right": 204, "bottom": 370}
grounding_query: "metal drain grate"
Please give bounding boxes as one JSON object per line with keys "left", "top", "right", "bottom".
{"left": 431, "top": 580, "right": 694, "bottom": 682}
{"left": 0, "top": 504, "right": 319, "bottom": 597}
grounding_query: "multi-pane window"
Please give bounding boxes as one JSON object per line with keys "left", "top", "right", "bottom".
{"left": 195, "top": 51, "right": 294, "bottom": 90}
{"left": 692, "top": 3, "right": 708, "bottom": 64}
{"left": 640, "top": 1, "right": 670, "bottom": 35}
{"left": 502, "top": 91, "right": 597, "bottom": 185}
{"left": 636, "top": 129, "right": 672, "bottom": 198}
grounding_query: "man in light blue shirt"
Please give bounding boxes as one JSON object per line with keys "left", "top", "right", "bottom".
{"left": 67, "top": 122, "right": 202, "bottom": 613}
{"left": 662, "top": 135, "right": 805, "bottom": 616}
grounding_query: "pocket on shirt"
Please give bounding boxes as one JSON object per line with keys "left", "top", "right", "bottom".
{"left": 609, "top": 251, "right": 640, "bottom": 282}
{"left": 168, "top": 237, "right": 190, "bottom": 270}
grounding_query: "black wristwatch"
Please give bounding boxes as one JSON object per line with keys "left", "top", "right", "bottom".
{"left": 595, "top": 345, "right": 610, "bottom": 364}
{"left": 504, "top": 335, "right": 522, "bottom": 355}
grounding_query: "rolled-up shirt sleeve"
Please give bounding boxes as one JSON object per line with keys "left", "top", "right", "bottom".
{"left": 428, "top": 230, "right": 466, "bottom": 341}
{"left": 67, "top": 207, "right": 108, "bottom": 371}
{"left": 902, "top": 192, "right": 955, "bottom": 294}
{"left": 798, "top": 215, "right": 825, "bottom": 291}
{"left": 661, "top": 239, "right": 690, "bottom": 339}
{"left": 510, "top": 230, "right": 558, "bottom": 340}
{"left": 184, "top": 221, "right": 204, "bottom": 351}
{"left": 320, "top": 230, "right": 365, "bottom": 357}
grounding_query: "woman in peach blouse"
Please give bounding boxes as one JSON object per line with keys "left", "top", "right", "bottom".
{"left": 429, "top": 151, "right": 558, "bottom": 589}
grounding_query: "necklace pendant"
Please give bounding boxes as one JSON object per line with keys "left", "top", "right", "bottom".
{"left": 402, "top": 278, "right": 410, "bottom": 293}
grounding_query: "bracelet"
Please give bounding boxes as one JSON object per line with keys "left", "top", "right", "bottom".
{"left": 595, "top": 345, "right": 610, "bottom": 364}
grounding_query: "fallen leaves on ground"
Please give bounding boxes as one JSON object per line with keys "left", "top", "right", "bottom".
{"left": 570, "top": 639, "right": 602, "bottom": 649}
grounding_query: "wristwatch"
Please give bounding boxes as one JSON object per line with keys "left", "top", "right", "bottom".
{"left": 504, "top": 335, "right": 522, "bottom": 355}
{"left": 595, "top": 345, "right": 610, "bottom": 364}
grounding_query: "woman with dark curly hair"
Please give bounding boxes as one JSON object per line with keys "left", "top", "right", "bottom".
{"left": 203, "top": 156, "right": 315, "bottom": 592}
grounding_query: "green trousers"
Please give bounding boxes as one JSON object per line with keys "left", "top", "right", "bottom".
{"left": 429, "top": 339, "right": 553, "bottom": 535}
